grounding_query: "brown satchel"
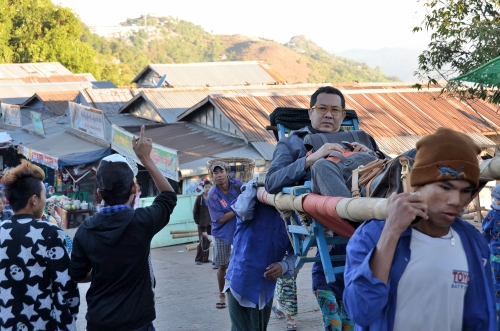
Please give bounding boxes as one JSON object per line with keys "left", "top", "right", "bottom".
{"left": 351, "top": 155, "right": 414, "bottom": 198}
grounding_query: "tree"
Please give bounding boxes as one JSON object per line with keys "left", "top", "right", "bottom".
{"left": 414, "top": 0, "right": 500, "bottom": 104}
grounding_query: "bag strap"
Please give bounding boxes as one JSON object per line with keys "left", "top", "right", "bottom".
{"left": 399, "top": 157, "right": 413, "bottom": 193}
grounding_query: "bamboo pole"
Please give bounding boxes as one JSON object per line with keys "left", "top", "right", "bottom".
{"left": 170, "top": 229, "right": 198, "bottom": 234}
{"left": 185, "top": 243, "right": 198, "bottom": 251}
{"left": 172, "top": 233, "right": 198, "bottom": 239}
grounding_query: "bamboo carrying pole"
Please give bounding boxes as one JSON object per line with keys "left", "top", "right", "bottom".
{"left": 171, "top": 232, "right": 198, "bottom": 239}
{"left": 255, "top": 157, "right": 500, "bottom": 225}
{"left": 256, "top": 187, "right": 388, "bottom": 222}
{"left": 170, "top": 229, "right": 198, "bottom": 234}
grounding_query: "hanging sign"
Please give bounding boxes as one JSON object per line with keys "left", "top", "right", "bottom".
{"left": 30, "top": 111, "right": 45, "bottom": 136}
{"left": 111, "top": 124, "right": 179, "bottom": 181}
{"left": 1, "top": 103, "right": 22, "bottom": 127}
{"left": 68, "top": 101, "right": 106, "bottom": 139}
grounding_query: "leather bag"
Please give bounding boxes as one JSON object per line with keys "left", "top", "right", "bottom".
{"left": 351, "top": 155, "right": 415, "bottom": 198}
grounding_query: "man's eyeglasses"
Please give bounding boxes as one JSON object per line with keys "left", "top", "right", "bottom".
{"left": 312, "top": 105, "right": 345, "bottom": 115}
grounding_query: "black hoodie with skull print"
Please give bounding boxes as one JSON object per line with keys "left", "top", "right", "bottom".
{"left": 0, "top": 214, "right": 79, "bottom": 330}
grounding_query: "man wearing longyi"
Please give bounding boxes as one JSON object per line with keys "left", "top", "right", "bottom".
{"left": 344, "top": 127, "right": 497, "bottom": 330}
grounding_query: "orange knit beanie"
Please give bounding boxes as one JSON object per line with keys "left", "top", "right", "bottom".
{"left": 409, "top": 127, "right": 481, "bottom": 188}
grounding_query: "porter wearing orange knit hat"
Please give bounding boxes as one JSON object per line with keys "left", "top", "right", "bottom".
{"left": 409, "top": 127, "right": 481, "bottom": 188}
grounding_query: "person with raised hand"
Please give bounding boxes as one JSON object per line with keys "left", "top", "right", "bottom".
{"left": 70, "top": 125, "right": 177, "bottom": 331}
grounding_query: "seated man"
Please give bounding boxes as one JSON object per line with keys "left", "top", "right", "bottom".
{"left": 344, "top": 127, "right": 497, "bottom": 330}
{"left": 265, "top": 86, "right": 384, "bottom": 331}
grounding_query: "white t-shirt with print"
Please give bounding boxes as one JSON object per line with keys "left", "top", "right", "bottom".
{"left": 393, "top": 228, "right": 468, "bottom": 331}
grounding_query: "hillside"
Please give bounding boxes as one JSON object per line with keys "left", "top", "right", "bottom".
{"left": 0, "top": 2, "right": 402, "bottom": 86}
{"left": 85, "top": 16, "right": 401, "bottom": 85}
{"left": 335, "top": 48, "right": 422, "bottom": 82}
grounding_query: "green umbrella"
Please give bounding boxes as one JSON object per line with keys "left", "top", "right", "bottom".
{"left": 452, "top": 55, "right": 500, "bottom": 85}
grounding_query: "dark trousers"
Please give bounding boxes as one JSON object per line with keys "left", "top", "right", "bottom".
{"left": 227, "top": 290, "right": 273, "bottom": 331}
{"left": 195, "top": 225, "right": 211, "bottom": 263}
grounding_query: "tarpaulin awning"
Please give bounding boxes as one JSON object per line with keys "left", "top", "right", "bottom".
{"left": 19, "top": 131, "right": 110, "bottom": 168}
{"left": 452, "top": 56, "right": 500, "bottom": 85}
{"left": 62, "top": 162, "right": 99, "bottom": 182}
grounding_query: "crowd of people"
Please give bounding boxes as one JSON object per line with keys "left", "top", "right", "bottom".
{"left": 0, "top": 86, "right": 498, "bottom": 331}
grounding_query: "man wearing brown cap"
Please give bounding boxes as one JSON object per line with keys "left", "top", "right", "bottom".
{"left": 343, "top": 127, "right": 497, "bottom": 331}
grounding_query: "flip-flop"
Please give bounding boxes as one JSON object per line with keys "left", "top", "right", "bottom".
{"left": 285, "top": 323, "right": 297, "bottom": 331}
{"left": 215, "top": 302, "right": 226, "bottom": 309}
{"left": 272, "top": 306, "right": 285, "bottom": 319}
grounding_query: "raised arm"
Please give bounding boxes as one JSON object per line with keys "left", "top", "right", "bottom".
{"left": 132, "top": 125, "right": 173, "bottom": 193}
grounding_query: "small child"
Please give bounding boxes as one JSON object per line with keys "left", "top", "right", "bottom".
{"left": 482, "top": 184, "right": 500, "bottom": 314}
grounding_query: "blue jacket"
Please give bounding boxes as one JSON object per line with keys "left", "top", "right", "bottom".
{"left": 226, "top": 181, "right": 295, "bottom": 305}
{"left": 482, "top": 208, "right": 500, "bottom": 256}
{"left": 207, "top": 178, "right": 243, "bottom": 244}
{"left": 265, "top": 127, "right": 312, "bottom": 194}
{"left": 344, "top": 218, "right": 497, "bottom": 331}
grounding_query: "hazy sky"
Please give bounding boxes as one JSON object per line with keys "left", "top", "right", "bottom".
{"left": 56, "top": 0, "right": 432, "bottom": 53}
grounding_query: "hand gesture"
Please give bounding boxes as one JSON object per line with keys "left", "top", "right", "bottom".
{"left": 132, "top": 125, "right": 153, "bottom": 161}
{"left": 385, "top": 192, "right": 428, "bottom": 235}
{"left": 263, "top": 263, "right": 283, "bottom": 280}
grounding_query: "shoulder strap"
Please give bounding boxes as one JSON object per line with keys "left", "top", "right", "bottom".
{"left": 234, "top": 184, "right": 242, "bottom": 195}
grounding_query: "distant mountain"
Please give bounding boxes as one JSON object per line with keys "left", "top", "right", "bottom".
{"left": 334, "top": 48, "right": 423, "bottom": 82}
{"left": 84, "top": 17, "right": 401, "bottom": 85}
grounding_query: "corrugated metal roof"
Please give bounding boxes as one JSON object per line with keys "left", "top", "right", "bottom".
{"left": 180, "top": 87, "right": 500, "bottom": 155}
{"left": 142, "top": 123, "right": 250, "bottom": 165}
{"left": 22, "top": 114, "right": 69, "bottom": 138}
{"left": 251, "top": 141, "right": 276, "bottom": 160}
{"left": 120, "top": 84, "right": 328, "bottom": 123}
{"left": 91, "top": 81, "right": 117, "bottom": 88}
{"left": 22, "top": 131, "right": 108, "bottom": 158}
{"left": 0, "top": 62, "right": 74, "bottom": 79}
{"left": 131, "top": 61, "right": 286, "bottom": 87}
{"left": 0, "top": 81, "right": 94, "bottom": 104}
{"left": 78, "top": 88, "right": 138, "bottom": 117}
{"left": 22, "top": 91, "right": 79, "bottom": 115}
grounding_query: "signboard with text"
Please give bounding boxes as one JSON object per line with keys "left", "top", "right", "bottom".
{"left": 30, "top": 111, "right": 45, "bottom": 136}
{"left": 18, "top": 145, "right": 59, "bottom": 170}
{"left": 111, "top": 124, "right": 179, "bottom": 181}
{"left": 1, "top": 103, "right": 21, "bottom": 127}
{"left": 68, "top": 101, "right": 106, "bottom": 139}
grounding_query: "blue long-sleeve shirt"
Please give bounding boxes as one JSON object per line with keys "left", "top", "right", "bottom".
{"left": 344, "top": 218, "right": 497, "bottom": 331}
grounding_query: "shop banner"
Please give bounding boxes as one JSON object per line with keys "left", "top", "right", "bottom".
{"left": 111, "top": 124, "right": 179, "bottom": 181}
{"left": 18, "top": 145, "right": 59, "bottom": 170}
{"left": 68, "top": 101, "right": 106, "bottom": 140}
{"left": 30, "top": 111, "right": 45, "bottom": 136}
{"left": 1, "top": 102, "right": 21, "bottom": 127}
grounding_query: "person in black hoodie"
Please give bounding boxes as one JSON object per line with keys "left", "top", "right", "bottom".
{"left": 70, "top": 126, "right": 177, "bottom": 331}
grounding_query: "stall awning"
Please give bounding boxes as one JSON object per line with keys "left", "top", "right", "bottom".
{"left": 19, "top": 131, "right": 111, "bottom": 168}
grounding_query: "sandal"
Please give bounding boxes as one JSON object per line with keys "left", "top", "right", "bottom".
{"left": 215, "top": 302, "right": 226, "bottom": 309}
{"left": 272, "top": 306, "right": 285, "bottom": 319}
{"left": 285, "top": 322, "right": 297, "bottom": 331}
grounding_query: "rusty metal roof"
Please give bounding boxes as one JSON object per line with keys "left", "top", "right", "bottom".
{"left": 131, "top": 61, "right": 286, "bottom": 87}
{"left": 119, "top": 84, "right": 327, "bottom": 123}
{"left": 179, "top": 86, "right": 500, "bottom": 155}
{"left": 0, "top": 81, "right": 95, "bottom": 104}
{"left": 22, "top": 91, "right": 80, "bottom": 115}
{"left": 139, "top": 123, "right": 263, "bottom": 176}
{"left": 0, "top": 62, "right": 74, "bottom": 79}
{"left": 77, "top": 88, "right": 138, "bottom": 117}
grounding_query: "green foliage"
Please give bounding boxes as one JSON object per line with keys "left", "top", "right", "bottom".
{"left": 414, "top": 0, "right": 500, "bottom": 105}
